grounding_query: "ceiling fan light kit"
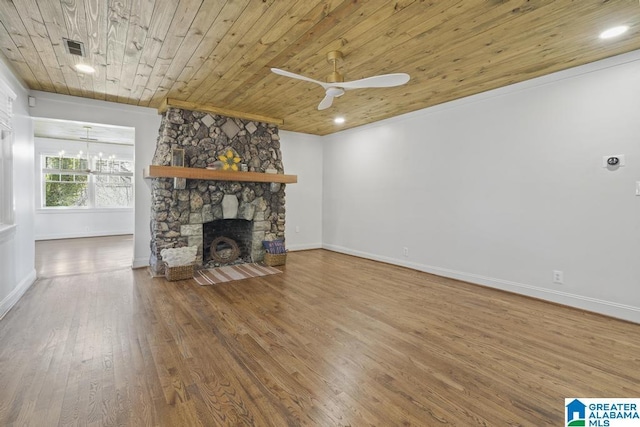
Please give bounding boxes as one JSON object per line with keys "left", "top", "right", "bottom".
{"left": 271, "top": 50, "right": 410, "bottom": 111}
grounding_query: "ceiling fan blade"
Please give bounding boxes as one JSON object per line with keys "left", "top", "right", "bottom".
{"left": 335, "top": 73, "right": 410, "bottom": 89}
{"left": 317, "top": 93, "right": 334, "bottom": 110}
{"left": 271, "top": 68, "right": 329, "bottom": 89}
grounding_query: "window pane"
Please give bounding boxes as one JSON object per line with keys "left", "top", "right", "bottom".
{"left": 44, "top": 182, "right": 88, "bottom": 207}
{"left": 61, "top": 157, "right": 74, "bottom": 170}
{"left": 96, "top": 180, "right": 133, "bottom": 207}
{"left": 45, "top": 156, "right": 60, "bottom": 169}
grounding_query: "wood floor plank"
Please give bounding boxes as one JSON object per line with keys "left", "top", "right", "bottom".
{"left": 2, "top": 246, "right": 640, "bottom": 425}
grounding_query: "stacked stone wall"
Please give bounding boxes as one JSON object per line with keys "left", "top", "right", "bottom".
{"left": 149, "top": 108, "right": 286, "bottom": 274}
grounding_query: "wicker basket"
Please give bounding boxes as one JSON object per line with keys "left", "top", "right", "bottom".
{"left": 164, "top": 263, "right": 194, "bottom": 281}
{"left": 263, "top": 252, "right": 287, "bottom": 266}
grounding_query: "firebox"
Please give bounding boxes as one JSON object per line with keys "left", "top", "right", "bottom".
{"left": 203, "top": 219, "right": 253, "bottom": 267}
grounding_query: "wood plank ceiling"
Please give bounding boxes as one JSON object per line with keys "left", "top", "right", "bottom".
{"left": 1, "top": 0, "right": 639, "bottom": 135}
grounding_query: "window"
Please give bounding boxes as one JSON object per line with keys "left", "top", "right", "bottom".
{"left": 0, "top": 80, "right": 15, "bottom": 227}
{"left": 41, "top": 152, "right": 133, "bottom": 209}
{"left": 94, "top": 158, "right": 133, "bottom": 208}
{"left": 42, "top": 154, "right": 89, "bottom": 207}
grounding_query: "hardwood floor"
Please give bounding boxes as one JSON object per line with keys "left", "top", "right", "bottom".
{"left": 1, "top": 249, "right": 639, "bottom": 426}
{"left": 35, "top": 235, "right": 133, "bottom": 278}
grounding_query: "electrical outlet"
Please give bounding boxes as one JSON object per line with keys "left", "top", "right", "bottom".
{"left": 553, "top": 270, "right": 564, "bottom": 284}
{"left": 295, "top": 226, "right": 300, "bottom": 233}
{"left": 403, "top": 247, "right": 409, "bottom": 257}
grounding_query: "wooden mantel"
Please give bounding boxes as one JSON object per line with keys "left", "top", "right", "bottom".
{"left": 143, "top": 165, "right": 297, "bottom": 184}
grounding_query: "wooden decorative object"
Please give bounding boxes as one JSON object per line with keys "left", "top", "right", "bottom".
{"left": 143, "top": 165, "right": 297, "bottom": 184}
{"left": 210, "top": 236, "right": 240, "bottom": 264}
{"left": 171, "top": 148, "right": 186, "bottom": 190}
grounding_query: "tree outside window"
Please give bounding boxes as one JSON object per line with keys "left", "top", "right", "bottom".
{"left": 42, "top": 154, "right": 133, "bottom": 208}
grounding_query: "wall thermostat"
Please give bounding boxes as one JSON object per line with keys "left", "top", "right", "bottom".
{"left": 602, "top": 154, "right": 625, "bottom": 168}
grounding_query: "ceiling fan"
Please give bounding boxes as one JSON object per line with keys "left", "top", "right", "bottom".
{"left": 271, "top": 50, "right": 410, "bottom": 110}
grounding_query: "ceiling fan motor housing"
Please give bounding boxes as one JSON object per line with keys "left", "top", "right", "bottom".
{"left": 326, "top": 71, "right": 344, "bottom": 83}
{"left": 326, "top": 50, "right": 345, "bottom": 83}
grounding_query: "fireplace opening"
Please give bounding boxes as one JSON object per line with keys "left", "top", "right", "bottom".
{"left": 203, "top": 219, "right": 253, "bottom": 267}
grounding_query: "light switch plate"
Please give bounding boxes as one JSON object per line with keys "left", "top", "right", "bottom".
{"left": 636, "top": 181, "right": 640, "bottom": 196}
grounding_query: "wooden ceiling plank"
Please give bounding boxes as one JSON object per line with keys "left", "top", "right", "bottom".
{"left": 186, "top": 1, "right": 362, "bottom": 105}
{"left": 0, "top": 22, "right": 42, "bottom": 90}
{"left": 395, "top": 0, "right": 633, "bottom": 81}
{"left": 83, "top": 0, "right": 109, "bottom": 100}
{"left": 420, "top": 34, "right": 640, "bottom": 107}
{"left": 116, "top": 0, "right": 157, "bottom": 104}
{"left": 245, "top": 0, "right": 520, "bottom": 112}
{"left": 259, "top": 0, "right": 382, "bottom": 73}
{"left": 229, "top": 0, "right": 459, "bottom": 111}
{"left": 170, "top": 1, "right": 345, "bottom": 110}
{"left": 252, "top": 3, "right": 576, "bottom": 122}
{"left": 104, "top": 0, "right": 134, "bottom": 102}
{"left": 158, "top": 0, "right": 251, "bottom": 105}
{"left": 0, "top": 0, "right": 56, "bottom": 92}
{"left": 188, "top": 0, "right": 631, "bottom": 134}
{"left": 347, "top": 0, "right": 617, "bottom": 105}
{"left": 59, "top": 0, "right": 95, "bottom": 97}
{"left": 181, "top": 0, "right": 281, "bottom": 104}
{"left": 136, "top": 0, "right": 206, "bottom": 107}
{"left": 344, "top": 26, "right": 640, "bottom": 127}
{"left": 188, "top": 0, "right": 315, "bottom": 105}
{"left": 3, "top": 0, "right": 640, "bottom": 135}
{"left": 33, "top": 0, "right": 85, "bottom": 97}
{"left": 213, "top": 0, "right": 345, "bottom": 106}
{"left": 395, "top": 1, "right": 588, "bottom": 69}
{"left": 274, "top": 0, "right": 432, "bottom": 79}
{"left": 209, "top": 0, "right": 393, "bottom": 112}
{"left": 10, "top": 0, "right": 71, "bottom": 95}
{"left": 144, "top": 0, "right": 228, "bottom": 107}
{"left": 213, "top": 0, "right": 369, "bottom": 106}
{"left": 127, "top": 1, "right": 181, "bottom": 105}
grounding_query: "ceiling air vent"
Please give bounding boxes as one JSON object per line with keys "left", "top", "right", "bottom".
{"left": 63, "top": 38, "right": 86, "bottom": 57}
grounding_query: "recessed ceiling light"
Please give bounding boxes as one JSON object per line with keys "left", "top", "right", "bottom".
{"left": 74, "top": 63, "right": 96, "bottom": 74}
{"left": 599, "top": 25, "right": 629, "bottom": 39}
{"left": 334, "top": 117, "right": 345, "bottom": 124}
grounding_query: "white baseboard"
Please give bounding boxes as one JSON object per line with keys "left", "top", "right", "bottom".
{"left": 288, "top": 243, "right": 322, "bottom": 251}
{"left": 0, "top": 269, "right": 37, "bottom": 320}
{"left": 322, "top": 244, "right": 640, "bottom": 324}
{"left": 35, "top": 230, "right": 134, "bottom": 241}
{"left": 132, "top": 257, "right": 149, "bottom": 269}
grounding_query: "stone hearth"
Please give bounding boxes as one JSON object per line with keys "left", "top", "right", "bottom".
{"left": 149, "top": 108, "right": 286, "bottom": 275}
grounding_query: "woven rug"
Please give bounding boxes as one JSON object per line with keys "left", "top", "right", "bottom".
{"left": 194, "top": 263, "right": 281, "bottom": 286}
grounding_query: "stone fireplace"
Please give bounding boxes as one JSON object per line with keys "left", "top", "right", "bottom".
{"left": 148, "top": 107, "right": 286, "bottom": 275}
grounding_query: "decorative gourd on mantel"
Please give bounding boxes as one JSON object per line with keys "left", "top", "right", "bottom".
{"left": 143, "top": 165, "right": 297, "bottom": 184}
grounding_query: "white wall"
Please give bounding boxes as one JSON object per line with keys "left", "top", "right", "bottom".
{"left": 280, "top": 131, "right": 323, "bottom": 250}
{"left": 0, "top": 57, "right": 36, "bottom": 319}
{"left": 29, "top": 91, "right": 160, "bottom": 267}
{"left": 322, "top": 50, "right": 640, "bottom": 323}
